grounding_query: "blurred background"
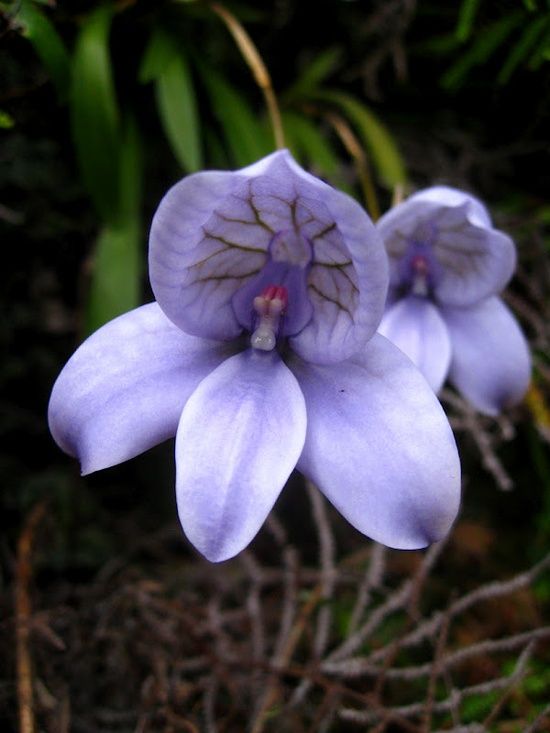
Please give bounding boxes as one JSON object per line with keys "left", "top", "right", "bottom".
{"left": 2, "top": 0, "right": 550, "bottom": 730}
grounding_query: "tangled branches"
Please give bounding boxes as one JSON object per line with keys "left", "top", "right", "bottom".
{"left": 3, "top": 483, "right": 550, "bottom": 732}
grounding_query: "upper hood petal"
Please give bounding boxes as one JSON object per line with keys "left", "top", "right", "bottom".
{"left": 377, "top": 185, "right": 516, "bottom": 307}
{"left": 149, "top": 149, "right": 388, "bottom": 363}
{"left": 175, "top": 348, "right": 307, "bottom": 562}
{"left": 441, "top": 296, "right": 531, "bottom": 415}
{"left": 378, "top": 296, "right": 451, "bottom": 393}
{"left": 291, "top": 334, "right": 461, "bottom": 549}
{"left": 48, "top": 303, "right": 236, "bottom": 474}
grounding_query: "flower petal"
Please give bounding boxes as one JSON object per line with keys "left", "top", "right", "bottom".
{"left": 290, "top": 334, "right": 461, "bottom": 549}
{"left": 377, "top": 186, "right": 516, "bottom": 307}
{"left": 149, "top": 149, "right": 388, "bottom": 362}
{"left": 175, "top": 349, "right": 307, "bottom": 562}
{"left": 378, "top": 296, "right": 451, "bottom": 392}
{"left": 48, "top": 303, "right": 236, "bottom": 474}
{"left": 441, "top": 296, "right": 531, "bottom": 415}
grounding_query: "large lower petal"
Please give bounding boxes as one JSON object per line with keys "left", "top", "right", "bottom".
{"left": 378, "top": 296, "right": 451, "bottom": 393}
{"left": 175, "top": 349, "right": 307, "bottom": 562}
{"left": 290, "top": 334, "right": 461, "bottom": 549}
{"left": 48, "top": 303, "right": 236, "bottom": 474}
{"left": 441, "top": 297, "right": 531, "bottom": 415}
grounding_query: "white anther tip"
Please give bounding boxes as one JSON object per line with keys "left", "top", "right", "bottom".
{"left": 251, "top": 327, "right": 276, "bottom": 351}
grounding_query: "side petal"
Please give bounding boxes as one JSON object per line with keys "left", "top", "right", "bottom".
{"left": 378, "top": 296, "right": 451, "bottom": 393}
{"left": 290, "top": 334, "right": 461, "bottom": 549}
{"left": 148, "top": 168, "right": 245, "bottom": 340}
{"left": 175, "top": 349, "right": 307, "bottom": 562}
{"left": 441, "top": 297, "right": 531, "bottom": 415}
{"left": 48, "top": 303, "right": 236, "bottom": 474}
{"left": 377, "top": 186, "right": 516, "bottom": 307}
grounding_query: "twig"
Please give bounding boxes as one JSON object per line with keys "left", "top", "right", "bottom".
{"left": 325, "top": 626, "right": 550, "bottom": 680}
{"left": 250, "top": 580, "right": 323, "bottom": 732}
{"left": 421, "top": 608, "right": 451, "bottom": 732}
{"left": 365, "top": 552, "right": 550, "bottom": 665}
{"left": 483, "top": 641, "right": 536, "bottom": 727}
{"left": 347, "top": 541, "right": 386, "bottom": 636}
{"left": 15, "top": 500, "right": 48, "bottom": 733}
{"left": 290, "top": 483, "right": 336, "bottom": 707}
{"left": 339, "top": 639, "right": 535, "bottom": 725}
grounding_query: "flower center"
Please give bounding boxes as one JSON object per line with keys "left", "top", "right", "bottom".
{"left": 410, "top": 254, "right": 430, "bottom": 296}
{"left": 231, "top": 230, "right": 314, "bottom": 350}
{"left": 250, "top": 285, "right": 288, "bottom": 351}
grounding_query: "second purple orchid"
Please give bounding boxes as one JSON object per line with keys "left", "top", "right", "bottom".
{"left": 377, "top": 186, "right": 531, "bottom": 415}
{"left": 48, "top": 151, "right": 460, "bottom": 562}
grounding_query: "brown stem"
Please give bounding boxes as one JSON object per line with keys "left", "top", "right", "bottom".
{"left": 15, "top": 500, "right": 48, "bottom": 733}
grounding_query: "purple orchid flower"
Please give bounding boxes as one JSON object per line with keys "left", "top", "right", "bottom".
{"left": 48, "top": 151, "right": 460, "bottom": 562}
{"left": 377, "top": 186, "right": 531, "bottom": 416}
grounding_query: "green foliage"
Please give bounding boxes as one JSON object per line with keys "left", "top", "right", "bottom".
{"left": 284, "top": 47, "right": 342, "bottom": 103}
{"left": 460, "top": 689, "right": 501, "bottom": 722}
{"left": 314, "top": 90, "right": 407, "bottom": 188}
{"left": 85, "top": 116, "right": 143, "bottom": 332}
{"left": 70, "top": 4, "right": 120, "bottom": 224}
{"left": 0, "top": 110, "right": 15, "bottom": 128}
{"left": 438, "top": 3, "right": 550, "bottom": 90}
{"left": 140, "top": 28, "right": 203, "bottom": 171}
{"left": 497, "top": 14, "right": 550, "bottom": 83}
{"left": 455, "top": 0, "right": 482, "bottom": 42}
{"left": 200, "top": 65, "right": 272, "bottom": 166}
{"left": 442, "top": 11, "right": 525, "bottom": 90}
{"left": 16, "top": 0, "right": 70, "bottom": 99}
{"left": 69, "top": 4, "right": 143, "bottom": 332}
{"left": 282, "top": 110, "right": 345, "bottom": 185}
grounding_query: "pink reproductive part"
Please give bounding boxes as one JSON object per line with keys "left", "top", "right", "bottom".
{"left": 251, "top": 285, "right": 288, "bottom": 351}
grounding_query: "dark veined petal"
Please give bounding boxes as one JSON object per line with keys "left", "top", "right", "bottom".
{"left": 291, "top": 334, "right": 461, "bottom": 549}
{"left": 377, "top": 185, "right": 516, "bottom": 307}
{"left": 175, "top": 349, "right": 307, "bottom": 562}
{"left": 149, "top": 149, "right": 388, "bottom": 363}
{"left": 48, "top": 303, "right": 236, "bottom": 474}
{"left": 441, "top": 296, "right": 531, "bottom": 415}
{"left": 378, "top": 296, "right": 451, "bottom": 393}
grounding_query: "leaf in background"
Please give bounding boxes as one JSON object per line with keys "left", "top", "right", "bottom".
{"left": 17, "top": 0, "right": 71, "bottom": 100}
{"left": 138, "top": 27, "right": 177, "bottom": 83}
{"left": 85, "top": 117, "right": 143, "bottom": 333}
{"left": 527, "top": 18, "right": 550, "bottom": 69}
{"left": 455, "top": 0, "right": 481, "bottom": 43}
{"left": 0, "top": 110, "right": 15, "bottom": 128}
{"left": 284, "top": 48, "right": 342, "bottom": 103}
{"left": 282, "top": 110, "right": 354, "bottom": 194}
{"left": 314, "top": 90, "right": 407, "bottom": 188}
{"left": 70, "top": 4, "right": 120, "bottom": 223}
{"left": 441, "top": 12, "right": 524, "bottom": 91}
{"left": 200, "top": 65, "right": 271, "bottom": 167}
{"left": 140, "top": 28, "right": 202, "bottom": 172}
{"left": 156, "top": 56, "right": 203, "bottom": 172}
{"left": 498, "top": 14, "right": 549, "bottom": 84}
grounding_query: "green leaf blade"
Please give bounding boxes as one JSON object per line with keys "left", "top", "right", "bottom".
{"left": 70, "top": 4, "right": 121, "bottom": 223}
{"left": 17, "top": 0, "right": 71, "bottom": 99}
{"left": 315, "top": 90, "right": 407, "bottom": 188}
{"left": 200, "top": 66, "right": 272, "bottom": 167}
{"left": 85, "top": 116, "right": 143, "bottom": 333}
